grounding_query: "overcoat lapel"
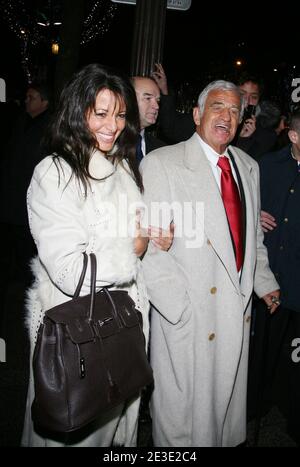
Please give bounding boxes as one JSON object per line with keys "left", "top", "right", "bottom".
{"left": 228, "top": 146, "right": 256, "bottom": 305}
{"left": 177, "top": 134, "right": 240, "bottom": 292}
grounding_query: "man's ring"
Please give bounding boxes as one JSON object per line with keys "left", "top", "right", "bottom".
{"left": 271, "top": 296, "right": 281, "bottom": 306}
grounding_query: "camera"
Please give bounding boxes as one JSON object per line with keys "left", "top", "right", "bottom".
{"left": 243, "top": 104, "right": 256, "bottom": 121}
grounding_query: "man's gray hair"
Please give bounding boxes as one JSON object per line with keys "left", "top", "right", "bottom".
{"left": 289, "top": 110, "right": 300, "bottom": 134}
{"left": 197, "top": 80, "right": 245, "bottom": 123}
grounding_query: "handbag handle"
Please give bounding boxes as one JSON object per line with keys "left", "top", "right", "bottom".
{"left": 88, "top": 253, "right": 96, "bottom": 321}
{"left": 88, "top": 253, "right": 120, "bottom": 325}
{"left": 69, "top": 252, "right": 119, "bottom": 323}
{"left": 73, "top": 252, "right": 88, "bottom": 298}
{"left": 72, "top": 252, "right": 96, "bottom": 321}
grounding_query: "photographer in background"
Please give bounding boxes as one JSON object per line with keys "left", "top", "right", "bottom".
{"left": 234, "top": 74, "right": 278, "bottom": 160}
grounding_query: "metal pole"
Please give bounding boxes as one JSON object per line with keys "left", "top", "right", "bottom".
{"left": 130, "top": 0, "right": 167, "bottom": 76}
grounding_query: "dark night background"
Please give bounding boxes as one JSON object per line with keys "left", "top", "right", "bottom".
{"left": 0, "top": 0, "right": 299, "bottom": 110}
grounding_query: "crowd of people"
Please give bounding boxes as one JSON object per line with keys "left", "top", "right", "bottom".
{"left": 0, "top": 61, "right": 299, "bottom": 447}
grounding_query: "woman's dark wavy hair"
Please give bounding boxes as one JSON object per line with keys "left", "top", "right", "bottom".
{"left": 45, "top": 63, "right": 142, "bottom": 194}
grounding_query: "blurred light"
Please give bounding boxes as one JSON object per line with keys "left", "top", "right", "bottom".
{"left": 236, "top": 60, "right": 243, "bottom": 67}
{"left": 52, "top": 42, "right": 59, "bottom": 55}
{"left": 37, "top": 22, "right": 46, "bottom": 26}
{"left": 273, "top": 68, "right": 278, "bottom": 72}
{"left": 54, "top": 22, "right": 62, "bottom": 26}
{"left": 20, "top": 29, "right": 25, "bottom": 34}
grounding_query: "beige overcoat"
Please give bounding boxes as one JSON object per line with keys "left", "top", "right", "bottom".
{"left": 140, "top": 133, "right": 279, "bottom": 447}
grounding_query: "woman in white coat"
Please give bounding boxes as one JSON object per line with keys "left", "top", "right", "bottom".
{"left": 22, "top": 63, "right": 161, "bottom": 447}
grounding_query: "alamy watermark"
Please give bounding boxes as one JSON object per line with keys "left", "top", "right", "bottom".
{"left": 0, "top": 78, "right": 6, "bottom": 102}
{"left": 291, "top": 78, "right": 300, "bottom": 103}
{"left": 0, "top": 338, "right": 6, "bottom": 363}
{"left": 291, "top": 338, "right": 300, "bottom": 363}
{"left": 95, "top": 195, "right": 205, "bottom": 248}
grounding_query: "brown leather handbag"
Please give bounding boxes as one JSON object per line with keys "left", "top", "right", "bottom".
{"left": 31, "top": 252, "right": 153, "bottom": 433}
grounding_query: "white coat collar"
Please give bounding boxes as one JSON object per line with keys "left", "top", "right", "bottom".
{"left": 89, "top": 149, "right": 115, "bottom": 179}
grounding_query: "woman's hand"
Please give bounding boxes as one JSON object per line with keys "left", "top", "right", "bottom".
{"left": 134, "top": 210, "right": 149, "bottom": 257}
{"left": 134, "top": 234, "right": 149, "bottom": 257}
{"left": 148, "top": 222, "right": 175, "bottom": 251}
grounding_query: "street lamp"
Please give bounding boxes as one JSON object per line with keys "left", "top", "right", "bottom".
{"left": 52, "top": 42, "right": 59, "bottom": 54}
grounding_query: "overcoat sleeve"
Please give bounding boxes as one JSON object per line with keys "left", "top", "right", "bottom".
{"left": 140, "top": 153, "right": 191, "bottom": 324}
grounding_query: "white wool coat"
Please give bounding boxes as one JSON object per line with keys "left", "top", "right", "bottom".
{"left": 22, "top": 152, "right": 149, "bottom": 447}
{"left": 140, "top": 134, "right": 279, "bottom": 447}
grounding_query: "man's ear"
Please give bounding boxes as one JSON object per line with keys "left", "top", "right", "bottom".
{"left": 288, "top": 129, "right": 299, "bottom": 144}
{"left": 41, "top": 99, "right": 49, "bottom": 110}
{"left": 193, "top": 106, "right": 201, "bottom": 125}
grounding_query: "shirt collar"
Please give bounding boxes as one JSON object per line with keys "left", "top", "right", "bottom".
{"left": 197, "top": 134, "right": 229, "bottom": 167}
{"left": 291, "top": 147, "right": 300, "bottom": 166}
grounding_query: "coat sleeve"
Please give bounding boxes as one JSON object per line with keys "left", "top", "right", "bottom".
{"left": 140, "top": 153, "right": 191, "bottom": 325}
{"left": 252, "top": 163, "right": 279, "bottom": 297}
{"left": 27, "top": 158, "right": 137, "bottom": 296}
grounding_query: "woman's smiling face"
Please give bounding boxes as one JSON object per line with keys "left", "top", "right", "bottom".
{"left": 87, "top": 88, "right": 126, "bottom": 153}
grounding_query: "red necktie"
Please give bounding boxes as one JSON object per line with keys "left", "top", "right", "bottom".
{"left": 217, "top": 156, "right": 243, "bottom": 271}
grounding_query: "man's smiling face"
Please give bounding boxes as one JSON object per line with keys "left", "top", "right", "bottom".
{"left": 194, "top": 89, "right": 241, "bottom": 154}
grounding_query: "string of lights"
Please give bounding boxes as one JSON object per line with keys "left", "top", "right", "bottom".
{"left": 85, "top": 0, "right": 102, "bottom": 29}
{"left": 2, "top": 0, "right": 43, "bottom": 44}
{"left": 1, "top": 0, "right": 38, "bottom": 83}
{"left": 81, "top": 0, "right": 117, "bottom": 45}
{"left": 1, "top": 0, "right": 118, "bottom": 83}
{"left": 3, "top": 0, "right": 118, "bottom": 45}
{"left": 20, "top": 35, "right": 32, "bottom": 83}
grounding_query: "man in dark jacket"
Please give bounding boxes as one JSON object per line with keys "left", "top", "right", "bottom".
{"left": 132, "top": 76, "right": 165, "bottom": 164}
{"left": 152, "top": 63, "right": 195, "bottom": 144}
{"left": 0, "top": 81, "right": 51, "bottom": 446}
{"left": 248, "top": 111, "right": 300, "bottom": 444}
{"left": 0, "top": 82, "right": 51, "bottom": 284}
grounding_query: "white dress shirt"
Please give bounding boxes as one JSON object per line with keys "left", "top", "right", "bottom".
{"left": 196, "top": 134, "right": 242, "bottom": 276}
{"left": 196, "top": 134, "right": 239, "bottom": 192}
{"left": 140, "top": 129, "right": 146, "bottom": 157}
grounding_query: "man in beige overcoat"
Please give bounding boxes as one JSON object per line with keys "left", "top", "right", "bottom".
{"left": 140, "top": 80, "right": 280, "bottom": 447}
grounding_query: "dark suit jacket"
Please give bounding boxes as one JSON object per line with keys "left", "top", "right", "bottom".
{"left": 259, "top": 145, "right": 300, "bottom": 311}
{"left": 0, "top": 109, "right": 51, "bottom": 226}
{"left": 235, "top": 123, "right": 277, "bottom": 161}
{"left": 158, "top": 94, "right": 194, "bottom": 144}
{"left": 144, "top": 131, "right": 166, "bottom": 155}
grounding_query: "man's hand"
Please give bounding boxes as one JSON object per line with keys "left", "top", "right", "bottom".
{"left": 262, "top": 290, "right": 281, "bottom": 314}
{"left": 152, "top": 63, "right": 169, "bottom": 95}
{"left": 261, "top": 210, "right": 277, "bottom": 232}
{"left": 239, "top": 116, "right": 256, "bottom": 138}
